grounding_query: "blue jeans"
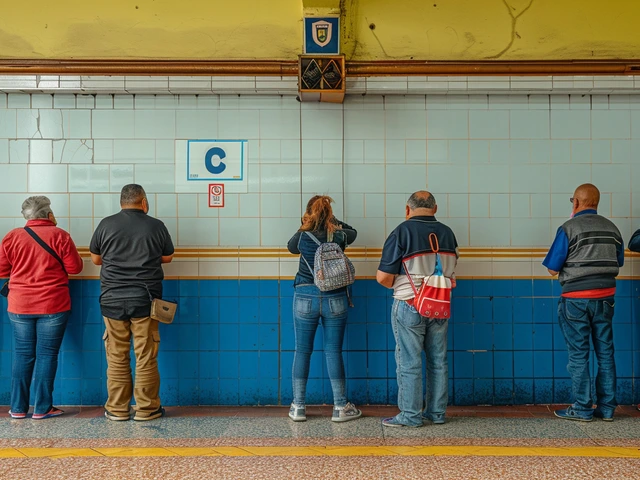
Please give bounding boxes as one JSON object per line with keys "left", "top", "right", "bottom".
{"left": 391, "top": 299, "right": 448, "bottom": 426}
{"left": 292, "top": 285, "right": 348, "bottom": 407}
{"left": 8, "top": 311, "right": 70, "bottom": 415}
{"left": 557, "top": 297, "right": 617, "bottom": 416}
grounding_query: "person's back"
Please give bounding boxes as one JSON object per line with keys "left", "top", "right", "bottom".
{"left": 377, "top": 191, "right": 459, "bottom": 428}
{"left": 0, "top": 215, "right": 83, "bottom": 314}
{"left": 626, "top": 218, "right": 640, "bottom": 411}
{"left": 92, "top": 209, "right": 172, "bottom": 305}
{"left": 543, "top": 183, "right": 623, "bottom": 423}
{"left": 381, "top": 216, "right": 458, "bottom": 301}
{"left": 286, "top": 195, "right": 362, "bottom": 424}
{"left": 555, "top": 213, "right": 622, "bottom": 294}
{"left": 289, "top": 226, "right": 355, "bottom": 289}
{"left": 90, "top": 184, "right": 174, "bottom": 422}
{"left": 0, "top": 196, "right": 83, "bottom": 420}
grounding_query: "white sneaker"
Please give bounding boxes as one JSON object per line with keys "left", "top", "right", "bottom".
{"left": 289, "top": 403, "right": 306, "bottom": 422}
{"left": 332, "top": 402, "right": 362, "bottom": 422}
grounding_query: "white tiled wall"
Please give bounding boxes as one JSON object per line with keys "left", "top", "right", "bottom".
{"left": 0, "top": 92, "right": 639, "bottom": 254}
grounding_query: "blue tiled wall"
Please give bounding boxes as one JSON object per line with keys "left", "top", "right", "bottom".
{"left": 0, "top": 278, "right": 639, "bottom": 406}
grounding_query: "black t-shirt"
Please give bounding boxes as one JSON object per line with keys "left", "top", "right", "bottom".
{"left": 89, "top": 209, "right": 174, "bottom": 320}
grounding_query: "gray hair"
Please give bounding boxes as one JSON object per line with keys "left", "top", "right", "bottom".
{"left": 21, "top": 196, "right": 53, "bottom": 220}
{"left": 407, "top": 192, "right": 436, "bottom": 210}
{"left": 120, "top": 184, "right": 146, "bottom": 206}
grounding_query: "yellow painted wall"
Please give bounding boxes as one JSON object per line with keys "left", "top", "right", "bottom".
{"left": 0, "top": 0, "right": 303, "bottom": 59}
{"left": 345, "top": 0, "right": 640, "bottom": 60}
{"left": 1, "top": 0, "right": 639, "bottom": 60}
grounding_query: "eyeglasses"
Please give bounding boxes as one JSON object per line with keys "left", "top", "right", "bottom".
{"left": 569, "top": 197, "right": 574, "bottom": 203}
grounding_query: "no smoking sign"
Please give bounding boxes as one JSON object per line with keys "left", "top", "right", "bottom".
{"left": 208, "top": 184, "right": 225, "bottom": 208}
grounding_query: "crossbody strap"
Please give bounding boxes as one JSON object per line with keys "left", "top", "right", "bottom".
{"left": 401, "top": 259, "right": 420, "bottom": 297}
{"left": 24, "top": 226, "right": 67, "bottom": 275}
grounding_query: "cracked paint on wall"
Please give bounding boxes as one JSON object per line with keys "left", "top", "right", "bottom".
{"left": 344, "top": 0, "right": 640, "bottom": 61}
{"left": 486, "top": 0, "right": 536, "bottom": 59}
{"left": 0, "top": 0, "right": 639, "bottom": 60}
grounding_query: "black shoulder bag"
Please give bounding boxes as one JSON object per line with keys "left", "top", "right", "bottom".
{"left": 1, "top": 227, "right": 67, "bottom": 297}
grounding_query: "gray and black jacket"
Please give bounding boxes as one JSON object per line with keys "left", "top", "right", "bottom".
{"left": 544, "top": 210, "right": 624, "bottom": 295}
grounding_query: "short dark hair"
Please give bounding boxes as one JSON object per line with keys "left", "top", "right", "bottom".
{"left": 407, "top": 192, "right": 436, "bottom": 210}
{"left": 120, "top": 184, "right": 146, "bottom": 206}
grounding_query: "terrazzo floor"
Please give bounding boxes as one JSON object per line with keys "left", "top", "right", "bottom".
{"left": 0, "top": 405, "right": 638, "bottom": 479}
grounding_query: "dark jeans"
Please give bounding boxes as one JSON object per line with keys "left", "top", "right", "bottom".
{"left": 8, "top": 311, "right": 70, "bottom": 415}
{"left": 557, "top": 297, "right": 616, "bottom": 416}
{"left": 292, "top": 285, "right": 348, "bottom": 407}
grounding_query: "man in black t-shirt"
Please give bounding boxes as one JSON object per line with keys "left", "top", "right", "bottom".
{"left": 377, "top": 191, "right": 458, "bottom": 428}
{"left": 90, "top": 184, "right": 174, "bottom": 422}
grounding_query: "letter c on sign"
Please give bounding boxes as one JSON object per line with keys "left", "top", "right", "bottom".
{"left": 205, "top": 147, "right": 227, "bottom": 175}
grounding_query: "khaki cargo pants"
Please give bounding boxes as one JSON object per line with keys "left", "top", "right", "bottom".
{"left": 103, "top": 316, "right": 161, "bottom": 418}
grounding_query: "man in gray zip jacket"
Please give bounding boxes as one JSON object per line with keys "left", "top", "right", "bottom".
{"left": 543, "top": 183, "right": 624, "bottom": 422}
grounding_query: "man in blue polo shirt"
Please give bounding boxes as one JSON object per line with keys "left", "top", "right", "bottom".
{"left": 377, "top": 191, "right": 458, "bottom": 427}
{"left": 543, "top": 183, "right": 624, "bottom": 422}
{"left": 627, "top": 227, "right": 640, "bottom": 411}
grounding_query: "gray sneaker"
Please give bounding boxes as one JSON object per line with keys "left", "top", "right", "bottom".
{"left": 332, "top": 402, "right": 362, "bottom": 422}
{"left": 289, "top": 403, "right": 306, "bottom": 422}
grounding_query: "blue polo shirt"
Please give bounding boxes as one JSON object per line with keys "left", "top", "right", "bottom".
{"left": 379, "top": 216, "right": 458, "bottom": 300}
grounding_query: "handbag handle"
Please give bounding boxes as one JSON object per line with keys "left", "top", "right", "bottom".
{"left": 428, "top": 233, "right": 439, "bottom": 253}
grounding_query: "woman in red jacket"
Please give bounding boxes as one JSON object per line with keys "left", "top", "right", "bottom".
{"left": 0, "top": 196, "right": 83, "bottom": 419}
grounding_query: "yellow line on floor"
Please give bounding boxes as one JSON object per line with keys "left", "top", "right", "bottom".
{"left": 2, "top": 446, "right": 640, "bottom": 459}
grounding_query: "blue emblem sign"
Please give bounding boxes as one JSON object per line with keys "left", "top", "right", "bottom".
{"left": 186, "top": 140, "right": 246, "bottom": 183}
{"left": 304, "top": 17, "right": 340, "bottom": 54}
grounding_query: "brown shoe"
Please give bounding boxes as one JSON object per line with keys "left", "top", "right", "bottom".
{"left": 133, "top": 407, "right": 165, "bottom": 422}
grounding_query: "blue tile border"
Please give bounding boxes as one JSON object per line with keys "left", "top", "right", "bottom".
{"left": 0, "top": 278, "right": 638, "bottom": 406}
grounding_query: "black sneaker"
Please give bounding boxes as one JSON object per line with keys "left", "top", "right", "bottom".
{"left": 593, "top": 408, "right": 614, "bottom": 422}
{"left": 133, "top": 406, "right": 165, "bottom": 422}
{"left": 104, "top": 409, "right": 130, "bottom": 421}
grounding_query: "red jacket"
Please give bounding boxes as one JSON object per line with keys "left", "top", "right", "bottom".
{"left": 0, "top": 219, "right": 84, "bottom": 314}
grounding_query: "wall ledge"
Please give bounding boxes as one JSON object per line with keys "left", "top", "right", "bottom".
{"left": 1, "top": 73, "right": 640, "bottom": 95}
{"left": 0, "top": 59, "right": 639, "bottom": 77}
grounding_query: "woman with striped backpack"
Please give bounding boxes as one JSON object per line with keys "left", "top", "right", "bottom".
{"left": 286, "top": 195, "right": 361, "bottom": 423}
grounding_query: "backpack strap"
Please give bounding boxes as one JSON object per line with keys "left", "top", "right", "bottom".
{"left": 300, "top": 232, "right": 319, "bottom": 275}
{"left": 304, "top": 231, "right": 322, "bottom": 245}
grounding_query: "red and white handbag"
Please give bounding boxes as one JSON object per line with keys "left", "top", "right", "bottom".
{"left": 403, "top": 233, "right": 452, "bottom": 319}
